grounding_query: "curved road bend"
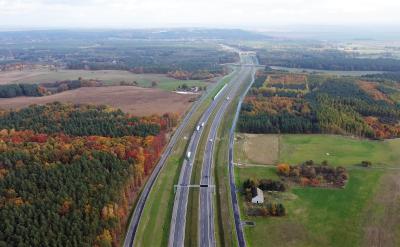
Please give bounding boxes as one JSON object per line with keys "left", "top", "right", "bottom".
{"left": 123, "top": 71, "right": 235, "bottom": 247}
{"left": 168, "top": 66, "right": 247, "bottom": 247}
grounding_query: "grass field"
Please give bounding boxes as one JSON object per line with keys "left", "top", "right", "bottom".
{"left": 234, "top": 134, "right": 400, "bottom": 246}
{"left": 280, "top": 135, "right": 400, "bottom": 167}
{"left": 235, "top": 166, "right": 384, "bottom": 247}
{"left": 361, "top": 170, "right": 400, "bottom": 247}
{"left": 235, "top": 133, "right": 279, "bottom": 165}
{"left": 0, "top": 69, "right": 210, "bottom": 91}
{"left": 235, "top": 134, "right": 400, "bottom": 167}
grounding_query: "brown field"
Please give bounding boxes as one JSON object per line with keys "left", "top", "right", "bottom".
{"left": 362, "top": 170, "right": 400, "bottom": 247}
{"left": 0, "top": 69, "right": 49, "bottom": 84}
{"left": 235, "top": 133, "right": 279, "bottom": 165}
{"left": 0, "top": 86, "right": 194, "bottom": 116}
{"left": 0, "top": 69, "right": 165, "bottom": 84}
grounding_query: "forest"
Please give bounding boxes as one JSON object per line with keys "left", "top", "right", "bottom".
{"left": 0, "top": 80, "right": 106, "bottom": 98}
{"left": 238, "top": 69, "right": 400, "bottom": 139}
{"left": 256, "top": 49, "right": 400, "bottom": 71}
{"left": 363, "top": 72, "right": 400, "bottom": 82}
{"left": 0, "top": 103, "right": 178, "bottom": 246}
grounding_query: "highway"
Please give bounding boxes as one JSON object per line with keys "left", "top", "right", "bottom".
{"left": 122, "top": 70, "right": 234, "bottom": 247}
{"left": 168, "top": 67, "right": 241, "bottom": 247}
{"left": 227, "top": 55, "right": 258, "bottom": 247}
{"left": 199, "top": 65, "right": 253, "bottom": 247}
{"left": 169, "top": 51, "right": 257, "bottom": 247}
{"left": 124, "top": 48, "right": 257, "bottom": 247}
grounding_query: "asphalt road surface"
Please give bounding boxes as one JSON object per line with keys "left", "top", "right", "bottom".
{"left": 199, "top": 65, "right": 253, "bottom": 247}
{"left": 122, "top": 70, "right": 232, "bottom": 247}
{"left": 168, "top": 67, "right": 241, "bottom": 247}
{"left": 169, "top": 51, "right": 257, "bottom": 247}
{"left": 124, "top": 48, "right": 257, "bottom": 247}
{"left": 227, "top": 57, "right": 258, "bottom": 247}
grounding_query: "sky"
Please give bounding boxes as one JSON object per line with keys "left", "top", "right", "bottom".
{"left": 0, "top": 0, "right": 400, "bottom": 29}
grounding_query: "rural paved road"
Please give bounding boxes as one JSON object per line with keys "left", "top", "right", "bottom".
{"left": 122, "top": 69, "right": 234, "bottom": 247}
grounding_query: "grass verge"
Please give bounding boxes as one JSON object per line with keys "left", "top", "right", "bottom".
{"left": 214, "top": 72, "right": 254, "bottom": 246}
{"left": 133, "top": 70, "right": 237, "bottom": 246}
{"left": 185, "top": 71, "right": 237, "bottom": 246}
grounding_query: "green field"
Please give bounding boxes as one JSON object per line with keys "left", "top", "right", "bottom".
{"left": 2, "top": 69, "right": 209, "bottom": 91}
{"left": 280, "top": 135, "right": 400, "bottom": 167}
{"left": 235, "top": 166, "right": 383, "bottom": 247}
{"left": 234, "top": 134, "right": 400, "bottom": 247}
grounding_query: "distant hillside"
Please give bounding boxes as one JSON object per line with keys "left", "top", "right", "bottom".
{"left": 0, "top": 28, "right": 270, "bottom": 43}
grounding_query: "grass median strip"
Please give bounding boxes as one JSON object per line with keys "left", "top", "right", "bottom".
{"left": 133, "top": 70, "right": 237, "bottom": 246}
{"left": 214, "top": 72, "right": 253, "bottom": 247}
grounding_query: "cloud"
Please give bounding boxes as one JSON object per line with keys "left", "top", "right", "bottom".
{"left": 0, "top": 0, "right": 399, "bottom": 28}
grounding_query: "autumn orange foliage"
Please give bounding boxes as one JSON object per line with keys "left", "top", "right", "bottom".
{"left": 277, "top": 163, "right": 290, "bottom": 176}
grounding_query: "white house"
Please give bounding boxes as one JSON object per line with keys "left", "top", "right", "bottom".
{"left": 251, "top": 188, "right": 264, "bottom": 204}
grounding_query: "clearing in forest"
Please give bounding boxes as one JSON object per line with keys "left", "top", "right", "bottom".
{"left": 0, "top": 86, "right": 195, "bottom": 116}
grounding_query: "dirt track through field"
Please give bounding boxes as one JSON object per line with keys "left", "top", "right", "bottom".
{"left": 0, "top": 86, "right": 194, "bottom": 116}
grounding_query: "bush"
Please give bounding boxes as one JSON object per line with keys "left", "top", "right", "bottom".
{"left": 361, "top": 160, "right": 372, "bottom": 167}
{"left": 258, "top": 179, "right": 286, "bottom": 192}
{"left": 277, "top": 162, "right": 349, "bottom": 188}
{"left": 277, "top": 163, "right": 290, "bottom": 176}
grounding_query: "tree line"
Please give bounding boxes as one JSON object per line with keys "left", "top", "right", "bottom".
{"left": 0, "top": 103, "right": 178, "bottom": 137}
{"left": 257, "top": 50, "right": 400, "bottom": 71}
{"left": 0, "top": 84, "right": 46, "bottom": 98}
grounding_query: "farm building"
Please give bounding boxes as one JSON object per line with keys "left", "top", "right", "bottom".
{"left": 251, "top": 188, "right": 264, "bottom": 204}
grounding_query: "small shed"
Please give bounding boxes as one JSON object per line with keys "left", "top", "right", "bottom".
{"left": 251, "top": 188, "right": 264, "bottom": 204}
